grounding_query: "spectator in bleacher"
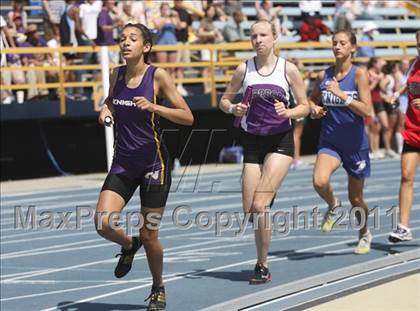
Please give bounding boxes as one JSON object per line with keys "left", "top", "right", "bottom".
{"left": 1, "top": 14, "right": 17, "bottom": 104}
{"left": 42, "top": 0, "right": 65, "bottom": 39}
{"left": 225, "top": 0, "right": 243, "bottom": 17}
{"left": 4, "top": 27, "right": 27, "bottom": 104}
{"left": 18, "top": 24, "right": 49, "bottom": 100}
{"left": 144, "top": 0, "right": 161, "bottom": 30}
{"left": 223, "top": 10, "right": 246, "bottom": 43}
{"left": 289, "top": 58, "right": 310, "bottom": 170}
{"left": 181, "top": 0, "right": 205, "bottom": 20}
{"left": 79, "top": 0, "right": 101, "bottom": 67}
{"left": 7, "top": 0, "right": 28, "bottom": 31}
{"left": 43, "top": 30, "right": 60, "bottom": 100}
{"left": 96, "top": 0, "right": 119, "bottom": 65}
{"left": 334, "top": 0, "right": 356, "bottom": 31}
{"left": 391, "top": 61, "right": 406, "bottom": 154}
{"left": 79, "top": 0, "right": 102, "bottom": 42}
{"left": 356, "top": 21, "right": 378, "bottom": 58}
{"left": 355, "top": 0, "right": 383, "bottom": 21}
{"left": 395, "top": 58, "right": 411, "bottom": 152}
{"left": 367, "top": 57, "right": 387, "bottom": 159}
{"left": 197, "top": 4, "right": 224, "bottom": 94}
{"left": 299, "top": 11, "right": 330, "bottom": 42}
{"left": 154, "top": 2, "right": 181, "bottom": 79}
{"left": 256, "top": 0, "right": 282, "bottom": 37}
{"left": 9, "top": 13, "right": 25, "bottom": 35}
{"left": 116, "top": 1, "right": 146, "bottom": 26}
{"left": 60, "top": 0, "right": 93, "bottom": 100}
{"left": 299, "top": 0, "right": 322, "bottom": 18}
{"left": 380, "top": 61, "right": 401, "bottom": 158}
{"left": 173, "top": 0, "right": 193, "bottom": 96}
{"left": 205, "top": 0, "right": 228, "bottom": 21}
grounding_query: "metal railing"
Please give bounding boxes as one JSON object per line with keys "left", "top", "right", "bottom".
{"left": 1, "top": 39, "right": 416, "bottom": 114}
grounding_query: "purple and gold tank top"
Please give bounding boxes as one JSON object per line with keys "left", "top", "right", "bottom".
{"left": 112, "top": 65, "right": 164, "bottom": 160}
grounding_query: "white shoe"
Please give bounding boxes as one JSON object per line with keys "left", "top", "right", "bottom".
{"left": 389, "top": 224, "right": 413, "bottom": 243}
{"left": 385, "top": 149, "right": 400, "bottom": 159}
{"left": 290, "top": 159, "right": 307, "bottom": 170}
{"left": 177, "top": 85, "right": 188, "bottom": 96}
{"left": 2, "top": 96, "right": 13, "bottom": 104}
{"left": 374, "top": 150, "right": 385, "bottom": 159}
{"left": 354, "top": 230, "right": 372, "bottom": 254}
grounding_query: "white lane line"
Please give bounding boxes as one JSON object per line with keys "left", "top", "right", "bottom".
{"left": 0, "top": 269, "right": 55, "bottom": 279}
{"left": 4, "top": 219, "right": 419, "bottom": 283}
{"left": 2, "top": 198, "right": 419, "bottom": 260}
{"left": 0, "top": 230, "right": 97, "bottom": 245}
{"left": 0, "top": 159, "right": 404, "bottom": 202}
{"left": 2, "top": 180, "right": 416, "bottom": 241}
{"left": 1, "top": 238, "right": 107, "bottom": 259}
{"left": 1, "top": 239, "right": 363, "bottom": 305}
{"left": 0, "top": 237, "right": 244, "bottom": 283}
{"left": 0, "top": 165, "right": 405, "bottom": 215}
{"left": 2, "top": 181, "right": 415, "bottom": 230}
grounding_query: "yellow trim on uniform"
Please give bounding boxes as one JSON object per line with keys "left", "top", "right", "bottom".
{"left": 151, "top": 95, "right": 165, "bottom": 184}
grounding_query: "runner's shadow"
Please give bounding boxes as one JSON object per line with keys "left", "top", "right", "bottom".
{"left": 268, "top": 249, "right": 353, "bottom": 260}
{"left": 57, "top": 301, "right": 147, "bottom": 310}
{"left": 198, "top": 270, "right": 254, "bottom": 282}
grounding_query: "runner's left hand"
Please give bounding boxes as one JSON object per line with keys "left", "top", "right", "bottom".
{"left": 326, "top": 77, "right": 345, "bottom": 99}
{"left": 274, "top": 100, "right": 290, "bottom": 118}
{"left": 133, "top": 96, "right": 156, "bottom": 112}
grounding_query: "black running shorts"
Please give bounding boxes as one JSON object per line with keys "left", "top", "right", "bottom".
{"left": 402, "top": 142, "right": 420, "bottom": 154}
{"left": 101, "top": 169, "right": 172, "bottom": 208}
{"left": 241, "top": 129, "right": 294, "bottom": 164}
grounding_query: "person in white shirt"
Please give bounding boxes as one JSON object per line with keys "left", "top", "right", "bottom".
{"left": 79, "top": 0, "right": 102, "bottom": 41}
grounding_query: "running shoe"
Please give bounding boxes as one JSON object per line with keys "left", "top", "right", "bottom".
{"left": 388, "top": 224, "right": 413, "bottom": 243}
{"left": 114, "top": 236, "right": 141, "bottom": 278}
{"left": 321, "top": 198, "right": 342, "bottom": 233}
{"left": 385, "top": 149, "right": 400, "bottom": 159}
{"left": 249, "top": 263, "right": 271, "bottom": 285}
{"left": 354, "top": 231, "right": 372, "bottom": 254}
{"left": 145, "top": 286, "right": 166, "bottom": 311}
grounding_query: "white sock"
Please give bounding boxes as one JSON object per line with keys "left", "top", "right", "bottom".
{"left": 398, "top": 223, "right": 411, "bottom": 231}
{"left": 395, "top": 132, "right": 404, "bottom": 154}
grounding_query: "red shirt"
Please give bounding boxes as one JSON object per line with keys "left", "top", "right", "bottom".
{"left": 403, "top": 58, "right": 420, "bottom": 148}
{"left": 299, "top": 18, "right": 330, "bottom": 42}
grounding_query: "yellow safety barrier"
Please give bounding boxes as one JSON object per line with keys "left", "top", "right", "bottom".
{"left": 1, "top": 40, "right": 416, "bottom": 114}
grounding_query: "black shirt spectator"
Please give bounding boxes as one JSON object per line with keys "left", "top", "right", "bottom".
{"left": 173, "top": 0, "right": 192, "bottom": 43}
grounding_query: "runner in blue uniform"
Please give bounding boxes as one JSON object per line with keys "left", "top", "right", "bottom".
{"left": 310, "top": 31, "right": 373, "bottom": 254}
{"left": 96, "top": 23, "right": 193, "bottom": 310}
{"left": 220, "top": 20, "right": 310, "bottom": 284}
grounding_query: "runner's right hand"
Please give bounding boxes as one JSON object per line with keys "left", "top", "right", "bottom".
{"left": 310, "top": 105, "right": 327, "bottom": 119}
{"left": 232, "top": 103, "right": 249, "bottom": 117}
{"left": 99, "top": 106, "right": 114, "bottom": 126}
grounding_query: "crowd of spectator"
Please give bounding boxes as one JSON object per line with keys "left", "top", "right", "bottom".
{"left": 0, "top": 0, "right": 413, "bottom": 104}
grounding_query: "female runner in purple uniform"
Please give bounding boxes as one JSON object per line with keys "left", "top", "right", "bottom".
{"left": 97, "top": 23, "right": 193, "bottom": 310}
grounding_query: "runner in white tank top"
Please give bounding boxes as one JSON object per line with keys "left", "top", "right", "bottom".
{"left": 219, "top": 19, "right": 310, "bottom": 284}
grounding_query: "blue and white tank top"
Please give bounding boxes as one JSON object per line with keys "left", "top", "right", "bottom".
{"left": 319, "top": 65, "right": 368, "bottom": 151}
